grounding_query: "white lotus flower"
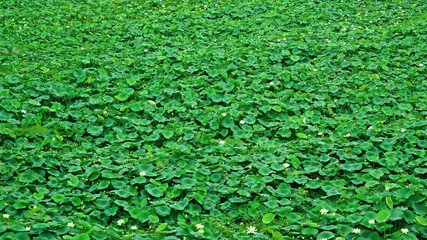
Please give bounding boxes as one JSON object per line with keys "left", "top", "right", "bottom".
{"left": 369, "top": 220, "right": 375, "bottom": 225}
{"left": 269, "top": 82, "right": 274, "bottom": 85}
{"left": 368, "top": 126, "right": 373, "bottom": 130}
{"left": 139, "top": 171, "right": 146, "bottom": 177}
{"left": 3, "top": 214, "right": 10, "bottom": 219}
{"left": 67, "top": 222, "right": 75, "bottom": 228}
{"left": 283, "top": 163, "right": 290, "bottom": 168}
{"left": 21, "top": 110, "right": 27, "bottom": 114}
{"left": 401, "top": 228, "right": 408, "bottom": 234}
{"left": 25, "top": 227, "right": 31, "bottom": 231}
{"left": 351, "top": 228, "right": 361, "bottom": 234}
{"left": 240, "top": 120, "right": 245, "bottom": 124}
{"left": 117, "top": 219, "right": 124, "bottom": 226}
{"left": 320, "top": 208, "right": 328, "bottom": 215}
{"left": 198, "top": 229, "right": 204, "bottom": 233}
{"left": 247, "top": 226, "right": 257, "bottom": 234}
{"left": 131, "top": 225, "right": 138, "bottom": 230}
{"left": 222, "top": 113, "right": 227, "bottom": 116}
{"left": 196, "top": 223, "right": 204, "bottom": 229}
{"left": 219, "top": 140, "right": 225, "bottom": 145}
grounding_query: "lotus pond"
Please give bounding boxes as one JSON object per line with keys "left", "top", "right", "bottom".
{"left": 0, "top": 0, "right": 426, "bottom": 239}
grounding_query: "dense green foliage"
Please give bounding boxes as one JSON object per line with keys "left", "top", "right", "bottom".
{"left": 1, "top": 0, "right": 426, "bottom": 239}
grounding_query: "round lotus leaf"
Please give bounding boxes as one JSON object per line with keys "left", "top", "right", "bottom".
{"left": 259, "top": 167, "right": 273, "bottom": 176}
{"left": 155, "top": 205, "right": 171, "bottom": 217}
{"left": 145, "top": 184, "right": 164, "bottom": 198}
{"left": 302, "top": 228, "right": 318, "bottom": 236}
{"left": 181, "top": 177, "right": 197, "bottom": 186}
{"left": 317, "top": 231, "right": 334, "bottom": 239}
{"left": 210, "top": 173, "right": 223, "bottom": 183}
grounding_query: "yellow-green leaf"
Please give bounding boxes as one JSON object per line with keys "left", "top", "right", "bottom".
{"left": 14, "top": 126, "right": 48, "bottom": 134}
{"left": 193, "top": 193, "right": 204, "bottom": 204}
{"left": 375, "top": 210, "right": 391, "bottom": 223}
{"left": 272, "top": 231, "right": 283, "bottom": 240}
{"left": 155, "top": 222, "right": 168, "bottom": 232}
{"left": 148, "top": 100, "right": 157, "bottom": 106}
{"left": 415, "top": 216, "right": 427, "bottom": 226}
{"left": 296, "top": 133, "right": 308, "bottom": 139}
{"left": 262, "top": 213, "right": 276, "bottom": 224}
{"left": 307, "top": 221, "right": 318, "bottom": 228}
{"left": 386, "top": 197, "right": 393, "bottom": 209}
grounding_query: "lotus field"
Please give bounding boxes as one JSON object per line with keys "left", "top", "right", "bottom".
{"left": 0, "top": 0, "right": 426, "bottom": 239}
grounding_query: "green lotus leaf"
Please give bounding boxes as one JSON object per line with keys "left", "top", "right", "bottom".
{"left": 181, "top": 178, "right": 197, "bottom": 186}
{"left": 271, "top": 162, "right": 285, "bottom": 171}
{"left": 193, "top": 193, "right": 204, "bottom": 204}
{"left": 210, "top": 173, "right": 223, "bottom": 183}
{"left": 415, "top": 216, "right": 427, "bottom": 226}
{"left": 155, "top": 223, "right": 168, "bottom": 232}
{"left": 290, "top": 55, "right": 300, "bottom": 62}
{"left": 87, "top": 126, "right": 103, "bottom": 136}
{"left": 149, "top": 214, "right": 160, "bottom": 223}
{"left": 279, "top": 198, "right": 291, "bottom": 206}
{"left": 286, "top": 212, "right": 301, "bottom": 223}
{"left": 94, "top": 198, "right": 110, "bottom": 209}
{"left": 317, "top": 231, "right": 334, "bottom": 239}
{"left": 222, "top": 82, "right": 235, "bottom": 92}
{"left": 346, "top": 214, "right": 362, "bottom": 223}
{"left": 306, "top": 221, "right": 318, "bottom": 228}
{"left": 33, "top": 192, "right": 44, "bottom": 200}
{"left": 52, "top": 194, "right": 65, "bottom": 203}
{"left": 71, "top": 196, "right": 82, "bottom": 207}
{"left": 73, "top": 71, "right": 86, "bottom": 82}
{"left": 302, "top": 228, "right": 318, "bottom": 235}
{"left": 296, "top": 133, "right": 308, "bottom": 139}
{"left": 145, "top": 184, "right": 164, "bottom": 198}
{"left": 376, "top": 210, "right": 391, "bottom": 223}
{"left": 228, "top": 210, "right": 239, "bottom": 218}
{"left": 259, "top": 167, "right": 273, "bottom": 176}
{"left": 264, "top": 200, "right": 279, "bottom": 209}
{"left": 68, "top": 177, "right": 79, "bottom": 187}
{"left": 386, "top": 197, "right": 393, "bottom": 209}
{"left": 155, "top": 205, "right": 171, "bottom": 217}
{"left": 291, "top": 158, "right": 301, "bottom": 169}
{"left": 272, "top": 231, "right": 283, "bottom": 240}
{"left": 368, "top": 169, "right": 384, "bottom": 179}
